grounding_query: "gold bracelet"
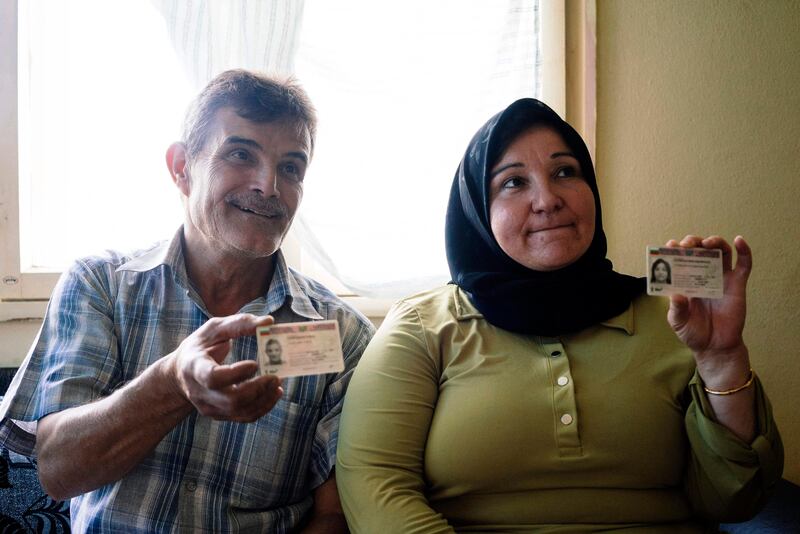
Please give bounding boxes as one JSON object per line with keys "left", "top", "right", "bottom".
{"left": 703, "top": 369, "right": 755, "bottom": 396}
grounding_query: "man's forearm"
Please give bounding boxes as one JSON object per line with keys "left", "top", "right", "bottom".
{"left": 36, "top": 354, "right": 193, "bottom": 500}
{"left": 300, "top": 474, "right": 349, "bottom": 534}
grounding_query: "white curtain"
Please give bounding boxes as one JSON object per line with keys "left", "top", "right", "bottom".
{"left": 153, "top": 0, "right": 305, "bottom": 89}
{"left": 154, "top": 0, "right": 543, "bottom": 299}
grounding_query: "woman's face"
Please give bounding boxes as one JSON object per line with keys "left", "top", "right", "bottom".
{"left": 653, "top": 262, "right": 669, "bottom": 282}
{"left": 489, "top": 126, "right": 596, "bottom": 272}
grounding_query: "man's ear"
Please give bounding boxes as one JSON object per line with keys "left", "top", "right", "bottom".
{"left": 166, "top": 142, "right": 191, "bottom": 196}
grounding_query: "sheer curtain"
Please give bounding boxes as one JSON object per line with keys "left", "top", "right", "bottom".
{"left": 154, "top": 1, "right": 544, "bottom": 299}
{"left": 293, "top": 0, "right": 541, "bottom": 298}
{"left": 13, "top": 1, "right": 556, "bottom": 301}
{"left": 153, "top": 0, "right": 305, "bottom": 90}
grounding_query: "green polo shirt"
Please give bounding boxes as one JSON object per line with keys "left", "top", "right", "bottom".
{"left": 337, "top": 285, "right": 782, "bottom": 533}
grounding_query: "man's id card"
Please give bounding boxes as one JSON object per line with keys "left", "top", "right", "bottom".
{"left": 646, "top": 246, "right": 723, "bottom": 299}
{"left": 256, "top": 320, "right": 344, "bottom": 378}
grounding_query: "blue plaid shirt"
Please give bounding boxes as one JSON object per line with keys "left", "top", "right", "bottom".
{"left": 0, "top": 228, "right": 375, "bottom": 533}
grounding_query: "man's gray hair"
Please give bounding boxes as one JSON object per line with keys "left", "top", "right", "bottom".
{"left": 182, "top": 69, "right": 317, "bottom": 159}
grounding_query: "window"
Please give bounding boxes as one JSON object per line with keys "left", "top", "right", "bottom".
{"left": 0, "top": 0, "right": 575, "bottom": 321}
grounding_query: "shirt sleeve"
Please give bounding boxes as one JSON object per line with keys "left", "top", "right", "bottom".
{"left": 0, "top": 258, "right": 122, "bottom": 457}
{"left": 683, "top": 371, "right": 784, "bottom": 522}
{"left": 307, "top": 309, "right": 375, "bottom": 489}
{"left": 336, "top": 301, "right": 455, "bottom": 534}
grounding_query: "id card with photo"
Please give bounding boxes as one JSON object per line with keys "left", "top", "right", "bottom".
{"left": 256, "top": 320, "right": 344, "bottom": 378}
{"left": 646, "top": 246, "right": 723, "bottom": 299}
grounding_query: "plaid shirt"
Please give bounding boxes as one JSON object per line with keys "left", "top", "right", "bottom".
{"left": 0, "top": 229, "right": 375, "bottom": 533}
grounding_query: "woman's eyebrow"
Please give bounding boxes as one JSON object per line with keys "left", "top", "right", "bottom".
{"left": 551, "top": 151, "right": 578, "bottom": 160}
{"left": 490, "top": 162, "right": 524, "bottom": 179}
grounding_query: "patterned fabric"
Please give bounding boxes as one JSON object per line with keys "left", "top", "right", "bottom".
{"left": 0, "top": 441, "right": 70, "bottom": 533}
{"left": 0, "top": 228, "right": 375, "bottom": 533}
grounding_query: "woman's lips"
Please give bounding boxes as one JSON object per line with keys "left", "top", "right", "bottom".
{"left": 530, "top": 223, "right": 574, "bottom": 233}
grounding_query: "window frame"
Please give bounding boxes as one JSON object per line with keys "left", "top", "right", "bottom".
{"left": 0, "top": 0, "right": 586, "bottom": 322}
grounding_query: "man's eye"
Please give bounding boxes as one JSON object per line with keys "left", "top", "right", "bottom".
{"left": 229, "top": 149, "right": 250, "bottom": 161}
{"left": 281, "top": 162, "right": 303, "bottom": 177}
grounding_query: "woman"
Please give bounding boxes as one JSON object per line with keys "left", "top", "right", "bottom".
{"left": 336, "top": 99, "right": 783, "bottom": 532}
{"left": 651, "top": 258, "right": 672, "bottom": 284}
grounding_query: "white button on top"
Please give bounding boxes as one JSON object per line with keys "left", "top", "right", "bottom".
{"left": 557, "top": 376, "right": 569, "bottom": 386}
{"left": 560, "top": 413, "right": 573, "bottom": 425}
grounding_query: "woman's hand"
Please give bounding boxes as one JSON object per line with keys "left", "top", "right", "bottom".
{"left": 666, "top": 235, "right": 756, "bottom": 442}
{"left": 666, "top": 235, "right": 750, "bottom": 359}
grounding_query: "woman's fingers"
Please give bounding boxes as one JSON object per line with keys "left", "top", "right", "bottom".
{"left": 733, "top": 235, "right": 753, "bottom": 282}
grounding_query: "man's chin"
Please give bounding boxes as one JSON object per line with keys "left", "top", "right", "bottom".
{"left": 227, "top": 236, "right": 284, "bottom": 259}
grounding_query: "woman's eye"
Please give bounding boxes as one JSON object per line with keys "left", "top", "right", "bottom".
{"left": 555, "top": 166, "right": 579, "bottom": 178}
{"left": 501, "top": 176, "right": 524, "bottom": 189}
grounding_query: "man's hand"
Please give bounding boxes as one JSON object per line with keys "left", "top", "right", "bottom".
{"left": 37, "top": 313, "right": 284, "bottom": 500}
{"left": 171, "top": 314, "right": 283, "bottom": 422}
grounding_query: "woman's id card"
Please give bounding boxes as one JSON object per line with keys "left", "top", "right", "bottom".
{"left": 646, "top": 246, "right": 723, "bottom": 299}
{"left": 256, "top": 320, "right": 344, "bottom": 378}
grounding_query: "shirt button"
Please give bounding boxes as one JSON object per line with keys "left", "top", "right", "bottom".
{"left": 185, "top": 481, "right": 197, "bottom": 492}
{"left": 560, "top": 413, "right": 573, "bottom": 425}
{"left": 557, "top": 376, "right": 569, "bottom": 386}
{"left": 551, "top": 350, "right": 562, "bottom": 357}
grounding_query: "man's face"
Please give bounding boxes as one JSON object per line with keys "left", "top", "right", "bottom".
{"left": 181, "top": 107, "right": 311, "bottom": 260}
{"left": 266, "top": 341, "right": 282, "bottom": 364}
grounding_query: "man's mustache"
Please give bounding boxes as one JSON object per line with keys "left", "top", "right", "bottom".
{"left": 226, "top": 193, "right": 288, "bottom": 218}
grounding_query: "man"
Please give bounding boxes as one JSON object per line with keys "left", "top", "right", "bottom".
{"left": 0, "top": 69, "right": 374, "bottom": 533}
{"left": 266, "top": 338, "right": 284, "bottom": 365}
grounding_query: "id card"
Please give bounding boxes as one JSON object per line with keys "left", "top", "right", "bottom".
{"left": 256, "top": 320, "right": 344, "bottom": 378}
{"left": 646, "top": 246, "right": 723, "bottom": 299}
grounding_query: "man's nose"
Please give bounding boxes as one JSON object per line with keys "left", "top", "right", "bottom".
{"left": 255, "top": 171, "right": 280, "bottom": 198}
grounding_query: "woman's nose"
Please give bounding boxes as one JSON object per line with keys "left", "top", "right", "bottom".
{"left": 530, "top": 180, "right": 563, "bottom": 213}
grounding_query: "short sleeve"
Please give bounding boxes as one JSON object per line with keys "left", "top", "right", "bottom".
{"left": 0, "top": 259, "right": 122, "bottom": 456}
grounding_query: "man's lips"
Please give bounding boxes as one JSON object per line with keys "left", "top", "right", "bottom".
{"left": 233, "top": 204, "right": 281, "bottom": 218}
{"left": 227, "top": 195, "right": 287, "bottom": 218}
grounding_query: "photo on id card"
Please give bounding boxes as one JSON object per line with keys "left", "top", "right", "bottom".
{"left": 646, "top": 246, "right": 723, "bottom": 299}
{"left": 256, "top": 320, "right": 345, "bottom": 378}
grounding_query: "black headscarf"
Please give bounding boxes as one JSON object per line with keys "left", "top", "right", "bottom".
{"left": 445, "top": 98, "right": 644, "bottom": 336}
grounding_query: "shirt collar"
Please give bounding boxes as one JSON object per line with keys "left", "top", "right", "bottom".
{"left": 117, "top": 227, "right": 323, "bottom": 321}
{"left": 599, "top": 303, "right": 635, "bottom": 335}
{"left": 265, "top": 253, "right": 324, "bottom": 320}
{"left": 454, "top": 284, "right": 635, "bottom": 335}
{"left": 116, "top": 227, "right": 185, "bottom": 275}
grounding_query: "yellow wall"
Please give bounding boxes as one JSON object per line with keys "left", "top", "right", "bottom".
{"left": 596, "top": 0, "right": 800, "bottom": 483}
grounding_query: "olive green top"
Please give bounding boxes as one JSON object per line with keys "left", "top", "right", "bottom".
{"left": 337, "top": 285, "right": 783, "bottom": 533}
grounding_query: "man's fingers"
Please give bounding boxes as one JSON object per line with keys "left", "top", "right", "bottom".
{"left": 193, "top": 376, "right": 283, "bottom": 422}
{"left": 195, "top": 314, "right": 275, "bottom": 345}
{"left": 205, "top": 360, "right": 259, "bottom": 389}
